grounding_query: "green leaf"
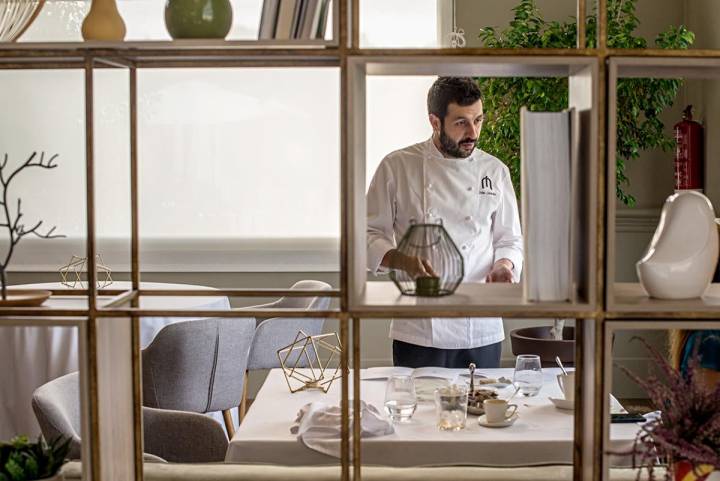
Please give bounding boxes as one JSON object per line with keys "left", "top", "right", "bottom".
{"left": 4, "top": 458, "right": 24, "bottom": 481}
{"left": 476, "top": 0, "right": 694, "bottom": 205}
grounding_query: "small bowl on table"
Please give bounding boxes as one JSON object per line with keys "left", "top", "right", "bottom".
{"left": 466, "top": 388, "right": 498, "bottom": 416}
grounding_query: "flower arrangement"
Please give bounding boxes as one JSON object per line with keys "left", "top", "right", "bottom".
{"left": 617, "top": 337, "right": 720, "bottom": 481}
{"left": 0, "top": 435, "right": 70, "bottom": 481}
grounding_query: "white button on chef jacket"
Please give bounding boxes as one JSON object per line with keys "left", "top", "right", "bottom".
{"left": 366, "top": 138, "right": 524, "bottom": 350}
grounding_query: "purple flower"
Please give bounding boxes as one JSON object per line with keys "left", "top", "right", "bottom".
{"left": 613, "top": 336, "right": 720, "bottom": 481}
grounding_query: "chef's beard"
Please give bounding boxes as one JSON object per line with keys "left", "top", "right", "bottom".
{"left": 438, "top": 126, "right": 476, "bottom": 159}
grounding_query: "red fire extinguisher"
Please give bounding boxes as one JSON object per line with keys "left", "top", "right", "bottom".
{"left": 673, "top": 105, "right": 704, "bottom": 191}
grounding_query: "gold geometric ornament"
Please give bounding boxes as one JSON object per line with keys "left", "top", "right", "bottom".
{"left": 59, "top": 254, "right": 113, "bottom": 289}
{"left": 277, "top": 330, "right": 342, "bottom": 394}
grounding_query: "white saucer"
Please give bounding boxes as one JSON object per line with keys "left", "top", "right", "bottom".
{"left": 549, "top": 397, "right": 574, "bottom": 410}
{"left": 478, "top": 414, "right": 518, "bottom": 428}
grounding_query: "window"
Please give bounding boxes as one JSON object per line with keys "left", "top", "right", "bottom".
{"left": 5, "top": 1, "right": 437, "bottom": 272}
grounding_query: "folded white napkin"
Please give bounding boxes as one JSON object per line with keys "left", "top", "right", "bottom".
{"left": 290, "top": 400, "right": 394, "bottom": 458}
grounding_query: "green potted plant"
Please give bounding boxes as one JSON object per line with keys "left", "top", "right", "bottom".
{"left": 0, "top": 436, "right": 71, "bottom": 481}
{"left": 616, "top": 337, "right": 720, "bottom": 481}
{"left": 481, "top": 0, "right": 695, "bottom": 356}
{"left": 476, "top": 0, "right": 695, "bottom": 206}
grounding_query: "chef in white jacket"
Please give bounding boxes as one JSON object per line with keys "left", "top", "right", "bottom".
{"left": 366, "top": 76, "right": 524, "bottom": 368}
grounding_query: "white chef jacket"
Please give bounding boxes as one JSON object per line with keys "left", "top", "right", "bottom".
{"left": 367, "top": 138, "right": 524, "bottom": 349}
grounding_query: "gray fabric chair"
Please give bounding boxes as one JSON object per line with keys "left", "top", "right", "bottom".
{"left": 241, "top": 280, "right": 332, "bottom": 419}
{"left": 31, "top": 371, "right": 228, "bottom": 463}
{"left": 245, "top": 280, "right": 333, "bottom": 371}
{"left": 142, "top": 317, "right": 255, "bottom": 439}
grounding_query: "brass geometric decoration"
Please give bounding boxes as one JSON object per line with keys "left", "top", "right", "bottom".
{"left": 277, "top": 330, "right": 342, "bottom": 394}
{"left": 59, "top": 254, "right": 113, "bottom": 289}
{"left": 390, "top": 221, "right": 464, "bottom": 297}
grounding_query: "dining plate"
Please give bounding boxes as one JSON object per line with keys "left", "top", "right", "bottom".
{"left": 549, "top": 397, "right": 574, "bottom": 410}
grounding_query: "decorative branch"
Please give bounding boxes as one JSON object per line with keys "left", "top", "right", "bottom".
{"left": 0, "top": 152, "right": 64, "bottom": 300}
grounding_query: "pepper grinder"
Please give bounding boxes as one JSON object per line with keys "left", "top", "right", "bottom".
{"left": 468, "top": 362, "right": 476, "bottom": 394}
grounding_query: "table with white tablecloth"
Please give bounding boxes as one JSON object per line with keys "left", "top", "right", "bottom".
{"left": 0, "top": 282, "right": 230, "bottom": 440}
{"left": 226, "top": 368, "right": 641, "bottom": 467}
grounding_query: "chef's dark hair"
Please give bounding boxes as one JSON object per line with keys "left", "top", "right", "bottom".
{"left": 427, "top": 77, "right": 483, "bottom": 120}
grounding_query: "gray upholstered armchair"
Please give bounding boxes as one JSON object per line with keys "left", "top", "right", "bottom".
{"left": 141, "top": 317, "right": 256, "bottom": 439}
{"left": 241, "top": 280, "right": 332, "bottom": 419}
{"left": 32, "top": 371, "right": 228, "bottom": 463}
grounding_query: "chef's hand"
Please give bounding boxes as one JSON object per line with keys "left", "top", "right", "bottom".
{"left": 381, "top": 249, "right": 439, "bottom": 279}
{"left": 486, "top": 259, "right": 514, "bottom": 283}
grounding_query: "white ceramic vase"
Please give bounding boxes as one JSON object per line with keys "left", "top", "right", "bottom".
{"left": 636, "top": 191, "right": 719, "bottom": 299}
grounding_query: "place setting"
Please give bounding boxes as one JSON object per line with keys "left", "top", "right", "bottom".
{"left": 381, "top": 357, "right": 542, "bottom": 432}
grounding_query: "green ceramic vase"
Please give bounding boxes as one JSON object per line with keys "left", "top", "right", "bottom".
{"left": 164, "top": 0, "right": 233, "bottom": 39}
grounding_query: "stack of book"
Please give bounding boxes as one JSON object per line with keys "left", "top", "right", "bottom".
{"left": 258, "top": 0, "right": 332, "bottom": 40}
{"left": 520, "top": 107, "right": 580, "bottom": 302}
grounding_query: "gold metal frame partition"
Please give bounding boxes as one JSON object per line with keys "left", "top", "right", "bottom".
{"left": 0, "top": 0, "right": 718, "bottom": 479}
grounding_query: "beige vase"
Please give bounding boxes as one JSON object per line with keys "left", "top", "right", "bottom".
{"left": 81, "top": 0, "right": 126, "bottom": 41}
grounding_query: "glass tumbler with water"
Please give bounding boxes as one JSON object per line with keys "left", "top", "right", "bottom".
{"left": 434, "top": 384, "right": 468, "bottom": 431}
{"left": 513, "top": 354, "right": 543, "bottom": 397}
{"left": 384, "top": 375, "right": 417, "bottom": 422}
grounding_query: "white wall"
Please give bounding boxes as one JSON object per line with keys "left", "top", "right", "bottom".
{"left": 686, "top": 1, "right": 720, "bottom": 210}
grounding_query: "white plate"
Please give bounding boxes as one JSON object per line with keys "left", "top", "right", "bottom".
{"left": 478, "top": 413, "right": 519, "bottom": 428}
{"left": 549, "top": 397, "right": 574, "bottom": 410}
{"left": 480, "top": 382, "right": 514, "bottom": 390}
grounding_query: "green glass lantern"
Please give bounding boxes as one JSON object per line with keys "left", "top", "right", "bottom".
{"left": 389, "top": 220, "right": 464, "bottom": 297}
{"left": 165, "top": 0, "right": 233, "bottom": 39}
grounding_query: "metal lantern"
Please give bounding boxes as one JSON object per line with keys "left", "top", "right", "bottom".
{"left": 389, "top": 220, "right": 464, "bottom": 296}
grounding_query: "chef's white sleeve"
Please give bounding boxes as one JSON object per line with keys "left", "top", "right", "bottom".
{"left": 366, "top": 158, "right": 397, "bottom": 275}
{"left": 492, "top": 166, "right": 524, "bottom": 281}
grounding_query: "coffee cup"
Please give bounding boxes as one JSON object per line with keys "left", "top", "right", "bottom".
{"left": 483, "top": 398, "right": 518, "bottom": 423}
{"left": 557, "top": 372, "right": 575, "bottom": 402}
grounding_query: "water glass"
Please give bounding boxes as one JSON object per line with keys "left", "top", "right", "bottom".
{"left": 513, "top": 354, "right": 543, "bottom": 397}
{"left": 434, "top": 384, "right": 468, "bottom": 431}
{"left": 384, "top": 375, "right": 417, "bottom": 422}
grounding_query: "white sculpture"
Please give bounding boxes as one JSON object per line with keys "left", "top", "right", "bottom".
{"left": 636, "top": 191, "right": 719, "bottom": 299}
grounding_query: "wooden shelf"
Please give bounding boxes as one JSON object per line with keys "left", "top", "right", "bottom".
{"left": 608, "top": 282, "right": 720, "bottom": 318}
{"left": 611, "top": 56, "right": 720, "bottom": 78}
{"left": 351, "top": 281, "right": 594, "bottom": 318}
{"left": 347, "top": 56, "right": 599, "bottom": 315}
{"left": 0, "top": 40, "right": 340, "bottom": 68}
{"left": 3, "top": 13, "right": 720, "bottom": 480}
{"left": 606, "top": 57, "right": 720, "bottom": 319}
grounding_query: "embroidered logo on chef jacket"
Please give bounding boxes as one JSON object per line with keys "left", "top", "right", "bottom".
{"left": 479, "top": 175, "right": 497, "bottom": 196}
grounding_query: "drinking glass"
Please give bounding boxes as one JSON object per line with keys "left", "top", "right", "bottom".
{"left": 434, "top": 384, "right": 468, "bottom": 431}
{"left": 384, "top": 375, "right": 417, "bottom": 422}
{"left": 513, "top": 354, "right": 543, "bottom": 397}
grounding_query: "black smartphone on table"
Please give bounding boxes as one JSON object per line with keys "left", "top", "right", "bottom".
{"left": 610, "top": 413, "right": 646, "bottom": 423}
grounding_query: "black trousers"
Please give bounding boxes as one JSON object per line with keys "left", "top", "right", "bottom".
{"left": 392, "top": 339, "right": 502, "bottom": 369}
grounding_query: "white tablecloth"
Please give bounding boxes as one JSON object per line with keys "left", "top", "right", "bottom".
{"left": 226, "top": 368, "right": 641, "bottom": 467}
{"left": 0, "top": 282, "right": 230, "bottom": 440}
